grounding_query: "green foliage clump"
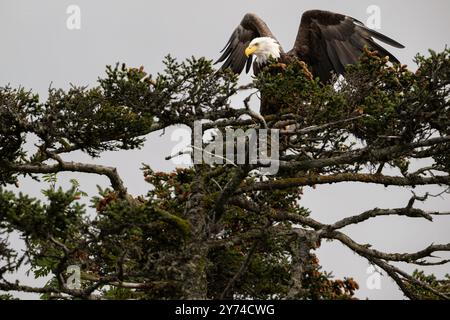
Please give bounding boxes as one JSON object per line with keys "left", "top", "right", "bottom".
{"left": 408, "top": 270, "right": 450, "bottom": 299}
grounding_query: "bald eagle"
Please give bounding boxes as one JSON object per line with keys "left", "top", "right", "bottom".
{"left": 216, "top": 10, "right": 404, "bottom": 83}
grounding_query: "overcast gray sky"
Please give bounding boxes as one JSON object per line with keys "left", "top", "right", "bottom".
{"left": 0, "top": 0, "right": 449, "bottom": 300}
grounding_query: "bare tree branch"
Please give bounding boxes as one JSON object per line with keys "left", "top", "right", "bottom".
{"left": 238, "top": 173, "right": 450, "bottom": 193}
{"left": 9, "top": 161, "right": 128, "bottom": 197}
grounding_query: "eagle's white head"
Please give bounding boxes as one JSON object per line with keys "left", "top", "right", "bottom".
{"left": 245, "top": 37, "right": 281, "bottom": 64}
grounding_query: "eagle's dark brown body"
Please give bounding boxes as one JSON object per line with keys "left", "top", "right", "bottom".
{"left": 217, "top": 10, "right": 404, "bottom": 84}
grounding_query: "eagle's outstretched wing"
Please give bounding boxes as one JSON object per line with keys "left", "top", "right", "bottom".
{"left": 293, "top": 10, "right": 405, "bottom": 82}
{"left": 215, "top": 13, "right": 281, "bottom": 74}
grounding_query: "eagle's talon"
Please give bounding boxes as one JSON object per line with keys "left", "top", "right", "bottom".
{"left": 272, "top": 62, "right": 287, "bottom": 69}
{"left": 298, "top": 61, "right": 314, "bottom": 81}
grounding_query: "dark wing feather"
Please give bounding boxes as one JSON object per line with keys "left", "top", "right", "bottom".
{"left": 326, "top": 40, "right": 345, "bottom": 75}
{"left": 292, "top": 10, "right": 404, "bottom": 83}
{"left": 216, "top": 13, "right": 281, "bottom": 74}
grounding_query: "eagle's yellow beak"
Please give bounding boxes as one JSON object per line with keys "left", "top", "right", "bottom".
{"left": 245, "top": 45, "right": 257, "bottom": 57}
